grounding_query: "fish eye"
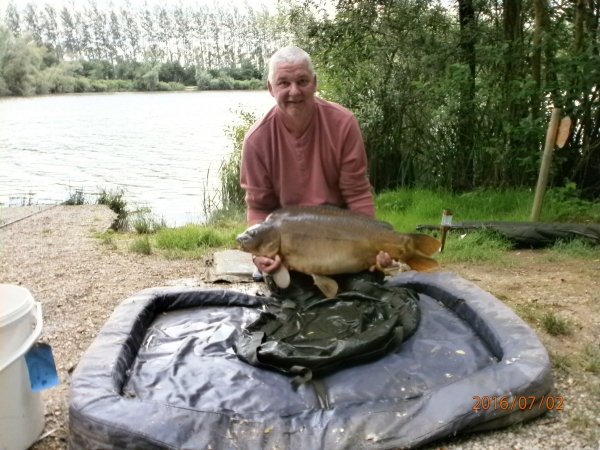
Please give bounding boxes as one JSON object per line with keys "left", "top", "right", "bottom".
{"left": 246, "top": 224, "right": 261, "bottom": 237}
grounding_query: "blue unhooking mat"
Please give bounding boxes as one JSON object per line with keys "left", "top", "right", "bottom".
{"left": 68, "top": 272, "right": 553, "bottom": 449}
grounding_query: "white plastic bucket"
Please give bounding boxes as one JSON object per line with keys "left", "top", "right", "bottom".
{"left": 0, "top": 285, "right": 45, "bottom": 450}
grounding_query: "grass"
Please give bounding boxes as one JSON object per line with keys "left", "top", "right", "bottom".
{"left": 374, "top": 188, "right": 534, "bottom": 231}
{"left": 569, "top": 413, "right": 593, "bottom": 430}
{"left": 153, "top": 223, "right": 243, "bottom": 258}
{"left": 541, "top": 312, "right": 571, "bottom": 335}
{"left": 373, "top": 188, "right": 599, "bottom": 264}
{"left": 129, "top": 235, "right": 152, "bottom": 255}
{"left": 128, "top": 210, "right": 167, "bottom": 234}
{"left": 548, "top": 350, "right": 573, "bottom": 373}
{"left": 514, "top": 303, "right": 543, "bottom": 324}
{"left": 581, "top": 344, "right": 600, "bottom": 373}
{"left": 84, "top": 186, "right": 597, "bottom": 263}
{"left": 543, "top": 238, "right": 600, "bottom": 261}
{"left": 436, "top": 229, "right": 514, "bottom": 264}
{"left": 96, "top": 230, "right": 118, "bottom": 250}
{"left": 96, "top": 188, "right": 128, "bottom": 230}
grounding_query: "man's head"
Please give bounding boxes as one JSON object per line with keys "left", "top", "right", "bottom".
{"left": 268, "top": 46, "right": 315, "bottom": 83}
{"left": 267, "top": 47, "right": 317, "bottom": 123}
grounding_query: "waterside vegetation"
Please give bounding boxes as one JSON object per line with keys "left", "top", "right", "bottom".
{"left": 83, "top": 185, "right": 599, "bottom": 264}
{"left": 0, "top": 1, "right": 288, "bottom": 96}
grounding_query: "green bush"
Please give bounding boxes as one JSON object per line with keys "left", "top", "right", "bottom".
{"left": 209, "top": 76, "right": 234, "bottom": 90}
{"left": 96, "top": 188, "right": 127, "bottom": 230}
{"left": 74, "top": 77, "right": 93, "bottom": 92}
{"left": 219, "top": 110, "right": 259, "bottom": 208}
{"left": 196, "top": 70, "right": 212, "bottom": 90}
{"left": 129, "top": 211, "right": 167, "bottom": 234}
{"left": 63, "top": 189, "right": 87, "bottom": 205}
{"left": 91, "top": 81, "right": 108, "bottom": 92}
{"left": 232, "top": 79, "right": 266, "bottom": 90}
{"left": 167, "top": 81, "right": 185, "bottom": 90}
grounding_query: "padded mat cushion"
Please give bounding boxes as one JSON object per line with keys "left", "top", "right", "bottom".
{"left": 69, "top": 272, "right": 552, "bottom": 449}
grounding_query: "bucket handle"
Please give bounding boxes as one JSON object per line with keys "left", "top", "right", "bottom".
{"left": 0, "top": 302, "right": 43, "bottom": 373}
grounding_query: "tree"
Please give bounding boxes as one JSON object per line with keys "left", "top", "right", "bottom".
{"left": 5, "top": 1, "right": 20, "bottom": 37}
{"left": 23, "top": 3, "right": 42, "bottom": 43}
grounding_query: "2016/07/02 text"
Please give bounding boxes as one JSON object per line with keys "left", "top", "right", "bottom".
{"left": 473, "top": 395, "right": 564, "bottom": 411}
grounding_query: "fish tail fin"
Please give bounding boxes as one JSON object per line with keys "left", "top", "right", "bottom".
{"left": 312, "top": 274, "right": 339, "bottom": 298}
{"left": 405, "top": 252, "right": 439, "bottom": 272}
{"left": 409, "top": 233, "right": 442, "bottom": 256}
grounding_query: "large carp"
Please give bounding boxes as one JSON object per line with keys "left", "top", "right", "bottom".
{"left": 236, "top": 205, "right": 441, "bottom": 297}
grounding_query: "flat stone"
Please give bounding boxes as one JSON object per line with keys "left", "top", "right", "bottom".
{"left": 203, "top": 249, "right": 255, "bottom": 283}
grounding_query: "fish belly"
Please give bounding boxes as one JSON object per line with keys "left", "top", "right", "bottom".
{"left": 281, "top": 235, "right": 374, "bottom": 275}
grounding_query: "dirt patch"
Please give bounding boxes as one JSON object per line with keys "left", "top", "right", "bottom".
{"left": 0, "top": 205, "right": 598, "bottom": 449}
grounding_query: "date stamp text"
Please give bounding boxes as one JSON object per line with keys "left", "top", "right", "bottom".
{"left": 473, "top": 395, "right": 564, "bottom": 411}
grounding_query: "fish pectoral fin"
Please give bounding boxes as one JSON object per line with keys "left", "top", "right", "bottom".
{"left": 272, "top": 265, "right": 290, "bottom": 289}
{"left": 378, "top": 260, "right": 402, "bottom": 276}
{"left": 404, "top": 251, "right": 439, "bottom": 272}
{"left": 409, "top": 233, "right": 442, "bottom": 256}
{"left": 312, "top": 274, "right": 339, "bottom": 298}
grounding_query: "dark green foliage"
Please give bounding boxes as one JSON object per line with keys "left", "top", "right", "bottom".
{"left": 226, "top": 60, "right": 263, "bottom": 81}
{"left": 158, "top": 61, "right": 195, "bottom": 85}
{"left": 291, "top": 0, "right": 600, "bottom": 197}
{"left": 195, "top": 68, "right": 264, "bottom": 91}
{"left": 544, "top": 183, "right": 600, "bottom": 223}
{"left": 220, "top": 110, "right": 258, "bottom": 208}
{"left": 80, "top": 59, "right": 114, "bottom": 79}
{"left": 63, "top": 189, "right": 86, "bottom": 205}
{"left": 96, "top": 188, "right": 127, "bottom": 231}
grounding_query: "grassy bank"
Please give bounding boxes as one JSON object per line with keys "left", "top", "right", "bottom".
{"left": 90, "top": 188, "right": 599, "bottom": 263}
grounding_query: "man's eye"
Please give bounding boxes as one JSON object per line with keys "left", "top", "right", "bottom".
{"left": 299, "top": 79, "right": 309, "bottom": 86}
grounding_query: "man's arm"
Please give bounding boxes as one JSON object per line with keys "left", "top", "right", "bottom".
{"left": 338, "top": 115, "right": 376, "bottom": 217}
{"left": 240, "top": 138, "right": 278, "bottom": 223}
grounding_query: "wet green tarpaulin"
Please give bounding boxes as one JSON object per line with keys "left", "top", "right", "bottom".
{"left": 234, "top": 273, "right": 421, "bottom": 386}
{"left": 417, "top": 221, "right": 600, "bottom": 247}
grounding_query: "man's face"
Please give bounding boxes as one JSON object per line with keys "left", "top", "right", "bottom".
{"left": 268, "top": 60, "right": 317, "bottom": 122}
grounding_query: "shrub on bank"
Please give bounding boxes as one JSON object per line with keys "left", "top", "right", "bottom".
{"left": 233, "top": 79, "right": 266, "bottom": 90}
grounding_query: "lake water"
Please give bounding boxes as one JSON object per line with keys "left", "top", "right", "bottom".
{"left": 0, "top": 90, "right": 275, "bottom": 225}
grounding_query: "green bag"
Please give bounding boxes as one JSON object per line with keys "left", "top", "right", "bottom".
{"left": 235, "top": 272, "right": 420, "bottom": 387}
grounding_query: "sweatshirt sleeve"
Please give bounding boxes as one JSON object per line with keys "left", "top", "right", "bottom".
{"left": 338, "top": 115, "right": 376, "bottom": 218}
{"left": 240, "top": 135, "right": 279, "bottom": 223}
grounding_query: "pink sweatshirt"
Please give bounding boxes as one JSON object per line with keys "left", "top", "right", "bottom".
{"left": 240, "top": 97, "right": 376, "bottom": 223}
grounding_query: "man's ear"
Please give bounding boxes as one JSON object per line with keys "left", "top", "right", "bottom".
{"left": 267, "top": 80, "right": 274, "bottom": 96}
{"left": 314, "top": 75, "right": 317, "bottom": 88}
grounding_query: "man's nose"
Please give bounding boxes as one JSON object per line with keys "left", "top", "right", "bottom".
{"left": 289, "top": 82, "right": 301, "bottom": 96}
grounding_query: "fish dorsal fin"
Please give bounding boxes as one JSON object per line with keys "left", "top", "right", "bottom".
{"left": 409, "top": 233, "right": 442, "bottom": 256}
{"left": 405, "top": 252, "right": 439, "bottom": 272}
{"left": 312, "top": 274, "right": 339, "bottom": 298}
{"left": 272, "top": 265, "right": 290, "bottom": 289}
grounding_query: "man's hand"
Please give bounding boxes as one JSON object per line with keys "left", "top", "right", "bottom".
{"left": 253, "top": 254, "right": 282, "bottom": 274}
{"left": 370, "top": 251, "right": 395, "bottom": 272}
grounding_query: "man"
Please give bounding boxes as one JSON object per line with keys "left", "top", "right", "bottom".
{"left": 240, "top": 46, "right": 391, "bottom": 276}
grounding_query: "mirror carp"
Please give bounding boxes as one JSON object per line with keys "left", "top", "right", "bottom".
{"left": 236, "top": 205, "right": 441, "bottom": 297}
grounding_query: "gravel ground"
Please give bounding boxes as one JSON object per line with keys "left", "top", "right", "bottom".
{"left": 0, "top": 205, "right": 598, "bottom": 449}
